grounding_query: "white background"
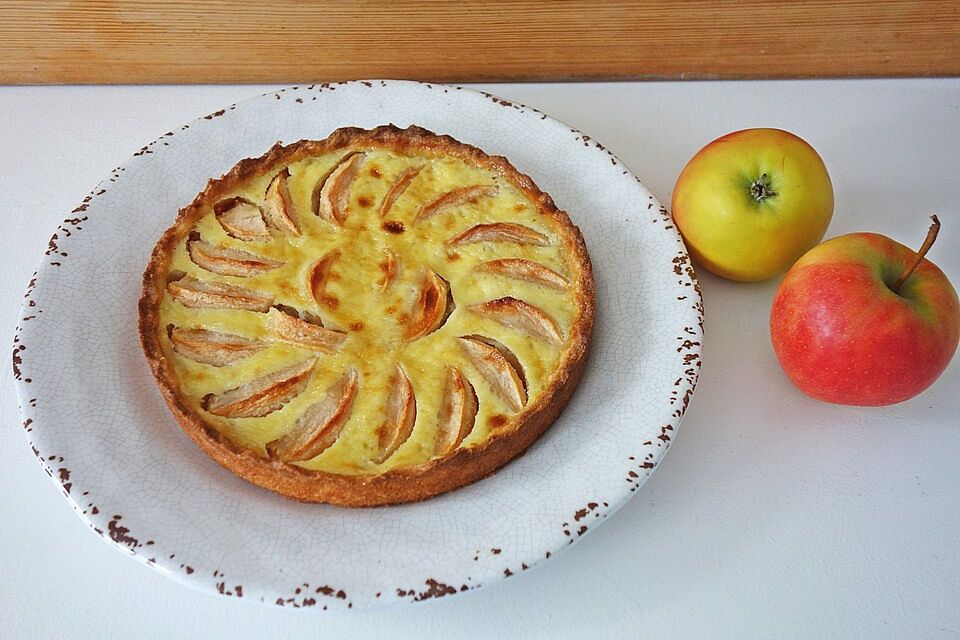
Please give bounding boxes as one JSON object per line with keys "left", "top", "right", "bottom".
{"left": 2, "top": 80, "right": 958, "bottom": 639}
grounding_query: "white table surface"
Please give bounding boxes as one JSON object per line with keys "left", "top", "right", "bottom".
{"left": 2, "top": 80, "right": 959, "bottom": 639}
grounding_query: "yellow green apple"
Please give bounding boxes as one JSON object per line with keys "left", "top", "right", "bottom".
{"left": 672, "top": 128, "right": 834, "bottom": 281}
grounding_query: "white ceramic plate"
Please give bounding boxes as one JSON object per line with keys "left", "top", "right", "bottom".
{"left": 13, "top": 80, "right": 702, "bottom": 609}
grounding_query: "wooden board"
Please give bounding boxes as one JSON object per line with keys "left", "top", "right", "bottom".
{"left": 2, "top": 1, "right": 958, "bottom": 84}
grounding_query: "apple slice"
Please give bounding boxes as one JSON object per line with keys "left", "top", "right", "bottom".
{"left": 214, "top": 197, "right": 271, "bottom": 242}
{"left": 266, "top": 367, "right": 359, "bottom": 461}
{"left": 379, "top": 249, "right": 398, "bottom": 290}
{"left": 315, "top": 153, "right": 365, "bottom": 225}
{"left": 306, "top": 250, "right": 340, "bottom": 308}
{"left": 263, "top": 168, "right": 300, "bottom": 235}
{"left": 471, "top": 297, "right": 563, "bottom": 343}
{"left": 435, "top": 366, "right": 478, "bottom": 456}
{"left": 405, "top": 269, "right": 450, "bottom": 340}
{"left": 188, "top": 239, "right": 282, "bottom": 277}
{"left": 448, "top": 222, "right": 549, "bottom": 247}
{"left": 379, "top": 164, "right": 423, "bottom": 217}
{"left": 203, "top": 357, "right": 317, "bottom": 418}
{"left": 416, "top": 185, "right": 497, "bottom": 222}
{"left": 373, "top": 365, "right": 417, "bottom": 463}
{"left": 168, "top": 326, "right": 266, "bottom": 366}
{"left": 458, "top": 336, "right": 526, "bottom": 412}
{"left": 265, "top": 307, "right": 346, "bottom": 353}
{"left": 477, "top": 258, "right": 568, "bottom": 289}
{"left": 167, "top": 276, "right": 273, "bottom": 311}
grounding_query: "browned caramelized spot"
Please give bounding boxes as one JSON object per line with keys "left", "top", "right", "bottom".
{"left": 266, "top": 368, "right": 359, "bottom": 462}
{"left": 488, "top": 414, "right": 508, "bottom": 428}
{"left": 435, "top": 367, "right": 478, "bottom": 456}
{"left": 417, "top": 185, "right": 498, "bottom": 222}
{"left": 379, "top": 164, "right": 423, "bottom": 217}
{"left": 448, "top": 222, "right": 549, "bottom": 247}
{"left": 350, "top": 321, "right": 364, "bottom": 331}
{"left": 302, "top": 309, "right": 325, "bottom": 325}
{"left": 187, "top": 240, "right": 282, "bottom": 277}
{"left": 374, "top": 365, "right": 417, "bottom": 463}
{"left": 358, "top": 196, "right": 373, "bottom": 208}
{"left": 214, "top": 197, "right": 271, "bottom": 242}
{"left": 168, "top": 326, "right": 265, "bottom": 366}
{"left": 265, "top": 307, "right": 347, "bottom": 354}
{"left": 446, "top": 251, "right": 461, "bottom": 262}
{"left": 458, "top": 336, "right": 526, "bottom": 412}
{"left": 471, "top": 297, "right": 563, "bottom": 343}
{"left": 320, "top": 295, "right": 339, "bottom": 309}
{"left": 274, "top": 303, "right": 304, "bottom": 320}
{"left": 382, "top": 220, "right": 405, "bottom": 234}
{"left": 203, "top": 358, "right": 317, "bottom": 419}
{"left": 307, "top": 250, "right": 339, "bottom": 307}
{"left": 369, "top": 167, "right": 382, "bottom": 178}
{"left": 263, "top": 168, "right": 300, "bottom": 235}
{"left": 378, "top": 250, "right": 398, "bottom": 290}
{"left": 315, "top": 152, "right": 365, "bottom": 224}
{"left": 167, "top": 276, "right": 273, "bottom": 311}
{"left": 405, "top": 270, "right": 449, "bottom": 340}
{"left": 477, "top": 258, "right": 568, "bottom": 289}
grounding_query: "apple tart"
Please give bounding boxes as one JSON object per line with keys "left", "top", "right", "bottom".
{"left": 139, "top": 125, "right": 594, "bottom": 506}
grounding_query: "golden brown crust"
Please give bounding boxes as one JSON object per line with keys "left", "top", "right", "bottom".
{"left": 138, "top": 124, "right": 595, "bottom": 507}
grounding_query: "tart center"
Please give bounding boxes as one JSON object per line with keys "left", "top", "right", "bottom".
{"left": 292, "top": 219, "right": 455, "bottom": 363}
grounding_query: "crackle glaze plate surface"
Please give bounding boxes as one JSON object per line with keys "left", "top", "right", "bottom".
{"left": 13, "top": 80, "right": 702, "bottom": 609}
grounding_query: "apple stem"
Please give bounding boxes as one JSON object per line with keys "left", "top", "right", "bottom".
{"left": 750, "top": 173, "right": 777, "bottom": 202}
{"left": 892, "top": 215, "right": 941, "bottom": 293}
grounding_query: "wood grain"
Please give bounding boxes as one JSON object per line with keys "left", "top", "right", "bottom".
{"left": 2, "top": 1, "right": 958, "bottom": 84}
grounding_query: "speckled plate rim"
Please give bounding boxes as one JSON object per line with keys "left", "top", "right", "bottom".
{"left": 12, "top": 80, "right": 702, "bottom": 610}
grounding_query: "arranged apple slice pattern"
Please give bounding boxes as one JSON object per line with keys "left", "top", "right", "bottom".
{"left": 158, "top": 148, "right": 579, "bottom": 474}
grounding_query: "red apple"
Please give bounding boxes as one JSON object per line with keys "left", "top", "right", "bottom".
{"left": 770, "top": 217, "right": 959, "bottom": 405}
